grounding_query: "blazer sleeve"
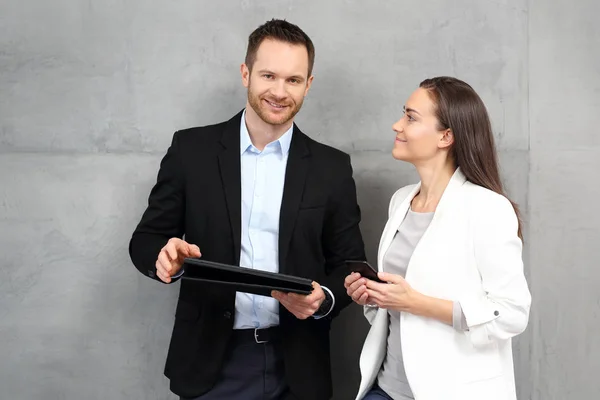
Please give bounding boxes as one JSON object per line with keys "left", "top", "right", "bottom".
{"left": 320, "top": 153, "right": 367, "bottom": 319}
{"left": 459, "top": 194, "right": 532, "bottom": 348}
{"left": 129, "top": 131, "right": 186, "bottom": 283}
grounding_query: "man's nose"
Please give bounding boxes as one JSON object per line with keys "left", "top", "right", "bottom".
{"left": 271, "top": 80, "right": 287, "bottom": 99}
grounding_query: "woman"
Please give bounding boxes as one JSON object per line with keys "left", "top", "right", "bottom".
{"left": 345, "top": 77, "right": 531, "bottom": 400}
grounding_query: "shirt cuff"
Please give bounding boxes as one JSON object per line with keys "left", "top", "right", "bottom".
{"left": 313, "top": 286, "right": 335, "bottom": 319}
{"left": 171, "top": 267, "right": 184, "bottom": 279}
{"left": 453, "top": 301, "right": 469, "bottom": 331}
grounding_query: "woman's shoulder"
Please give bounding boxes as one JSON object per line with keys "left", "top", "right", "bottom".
{"left": 462, "top": 181, "right": 517, "bottom": 219}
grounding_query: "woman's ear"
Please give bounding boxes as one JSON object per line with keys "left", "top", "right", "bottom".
{"left": 439, "top": 129, "right": 454, "bottom": 149}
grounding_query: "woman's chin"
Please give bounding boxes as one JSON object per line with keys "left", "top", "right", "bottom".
{"left": 391, "top": 149, "right": 408, "bottom": 161}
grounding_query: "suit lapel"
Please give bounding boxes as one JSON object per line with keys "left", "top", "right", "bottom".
{"left": 218, "top": 111, "right": 244, "bottom": 265}
{"left": 278, "top": 126, "right": 310, "bottom": 274}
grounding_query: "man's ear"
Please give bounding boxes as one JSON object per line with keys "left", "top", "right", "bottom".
{"left": 241, "top": 63, "right": 250, "bottom": 88}
{"left": 304, "top": 75, "right": 314, "bottom": 97}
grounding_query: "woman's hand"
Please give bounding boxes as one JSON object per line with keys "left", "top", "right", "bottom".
{"left": 366, "top": 272, "right": 455, "bottom": 325}
{"left": 365, "top": 271, "right": 419, "bottom": 312}
{"left": 344, "top": 272, "right": 372, "bottom": 306}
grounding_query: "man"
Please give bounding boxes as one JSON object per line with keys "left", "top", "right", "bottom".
{"left": 129, "top": 19, "right": 366, "bottom": 400}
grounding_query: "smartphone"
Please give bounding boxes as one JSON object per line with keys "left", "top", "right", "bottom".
{"left": 345, "top": 260, "right": 384, "bottom": 283}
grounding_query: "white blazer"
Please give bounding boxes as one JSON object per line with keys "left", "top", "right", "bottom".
{"left": 355, "top": 168, "right": 532, "bottom": 400}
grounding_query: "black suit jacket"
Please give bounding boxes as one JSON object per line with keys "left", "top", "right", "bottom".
{"left": 129, "top": 110, "right": 366, "bottom": 399}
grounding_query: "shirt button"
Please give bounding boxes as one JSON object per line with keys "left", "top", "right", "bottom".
{"left": 494, "top": 310, "right": 499, "bottom": 316}
{"left": 224, "top": 311, "right": 232, "bottom": 319}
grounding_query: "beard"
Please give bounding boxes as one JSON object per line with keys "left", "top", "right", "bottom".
{"left": 247, "top": 83, "right": 304, "bottom": 126}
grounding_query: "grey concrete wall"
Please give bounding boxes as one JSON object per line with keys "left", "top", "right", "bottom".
{"left": 528, "top": 0, "right": 600, "bottom": 398}
{"left": 0, "top": 0, "right": 596, "bottom": 399}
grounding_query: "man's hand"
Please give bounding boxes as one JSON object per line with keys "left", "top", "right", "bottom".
{"left": 272, "top": 282, "right": 326, "bottom": 320}
{"left": 155, "top": 238, "right": 201, "bottom": 283}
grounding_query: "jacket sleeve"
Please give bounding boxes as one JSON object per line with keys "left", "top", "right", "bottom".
{"left": 319, "top": 153, "right": 367, "bottom": 319}
{"left": 128, "top": 131, "right": 186, "bottom": 283}
{"left": 459, "top": 195, "right": 532, "bottom": 348}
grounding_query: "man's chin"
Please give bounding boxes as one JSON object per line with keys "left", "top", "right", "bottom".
{"left": 258, "top": 108, "right": 294, "bottom": 126}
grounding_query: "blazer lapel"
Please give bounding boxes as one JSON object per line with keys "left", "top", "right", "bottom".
{"left": 377, "top": 184, "right": 421, "bottom": 271}
{"left": 430, "top": 167, "right": 467, "bottom": 219}
{"left": 218, "top": 111, "right": 244, "bottom": 265}
{"left": 380, "top": 168, "right": 468, "bottom": 281}
{"left": 278, "top": 127, "right": 310, "bottom": 274}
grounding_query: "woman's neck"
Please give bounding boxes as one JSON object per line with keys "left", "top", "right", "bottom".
{"left": 412, "top": 160, "right": 456, "bottom": 212}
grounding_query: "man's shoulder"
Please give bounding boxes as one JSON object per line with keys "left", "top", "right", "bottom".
{"left": 172, "top": 110, "right": 243, "bottom": 145}
{"left": 303, "top": 134, "right": 349, "bottom": 163}
{"left": 174, "top": 120, "right": 229, "bottom": 143}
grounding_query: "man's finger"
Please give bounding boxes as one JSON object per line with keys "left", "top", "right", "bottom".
{"left": 156, "top": 261, "right": 169, "bottom": 277}
{"left": 156, "top": 264, "right": 171, "bottom": 282}
{"left": 156, "top": 268, "right": 170, "bottom": 283}
{"left": 165, "top": 242, "right": 179, "bottom": 261}
{"left": 189, "top": 244, "right": 201, "bottom": 257}
{"left": 280, "top": 298, "right": 309, "bottom": 316}
{"left": 157, "top": 253, "right": 172, "bottom": 273}
{"left": 292, "top": 310, "right": 311, "bottom": 320}
{"left": 275, "top": 292, "right": 317, "bottom": 316}
{"left": 158, "top": 251, "right": 173, "bottom": 273}
{"left": 288, "top": 292, "right": 312, "bottom": 304}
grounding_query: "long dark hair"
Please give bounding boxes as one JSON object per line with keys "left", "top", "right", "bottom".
{"left": 420, "top": 76, "right": 523, "bottom": 239}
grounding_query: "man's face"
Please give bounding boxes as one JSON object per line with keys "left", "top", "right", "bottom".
{"left": 241, "top": 39, "right": 313, "bottom": 126}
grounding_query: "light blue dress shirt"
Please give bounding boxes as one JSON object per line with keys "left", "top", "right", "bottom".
{"left": 234, "top": 111, "right": 292, "bottom": 329}
{"left": 175, "top": 110, "right": 334, "bottom": 328}
{"left": 234, "top": 110, "right": 334, "bottom": 329}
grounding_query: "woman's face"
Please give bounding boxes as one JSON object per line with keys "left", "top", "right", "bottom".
{"left": 391, "top": 87, "right": 451, "bottom": 164}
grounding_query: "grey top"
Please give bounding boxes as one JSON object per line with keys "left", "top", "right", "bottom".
{"left": 376, "top": 208, "right": 468, "bottom": 399}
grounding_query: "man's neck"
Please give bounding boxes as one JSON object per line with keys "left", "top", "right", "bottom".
{"left": 244, "top": 103, "right": 293, "bottom": 151}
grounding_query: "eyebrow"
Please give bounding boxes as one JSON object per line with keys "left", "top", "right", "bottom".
{"left": 403, "top": 106, "right": 421, "bottom": 116}
{"left": 258, "top": 69, "right": 305, "bottom": 81}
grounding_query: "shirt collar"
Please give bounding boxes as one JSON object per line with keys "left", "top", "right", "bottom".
{"left": 240, "top": 109, "right": 294, "bottom": 156}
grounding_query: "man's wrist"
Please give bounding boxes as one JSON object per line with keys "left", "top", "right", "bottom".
{"left": 313, "top": 286, "right": 335, "bottom": 319}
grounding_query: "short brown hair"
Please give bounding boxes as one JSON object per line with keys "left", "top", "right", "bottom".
{"left": 245, "top": 19, "right": 315, "bottom": 76}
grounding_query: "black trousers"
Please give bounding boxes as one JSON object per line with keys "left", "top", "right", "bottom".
{"left": 180, "top": 328, "right": 289, "bottom": 400}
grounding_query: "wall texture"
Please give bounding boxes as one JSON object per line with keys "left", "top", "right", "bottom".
{"left": 528, "top": 0, "right": 600, "bottom": 398}
{"left": 0, "top": 0, "right": 597, "bottom": 399}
